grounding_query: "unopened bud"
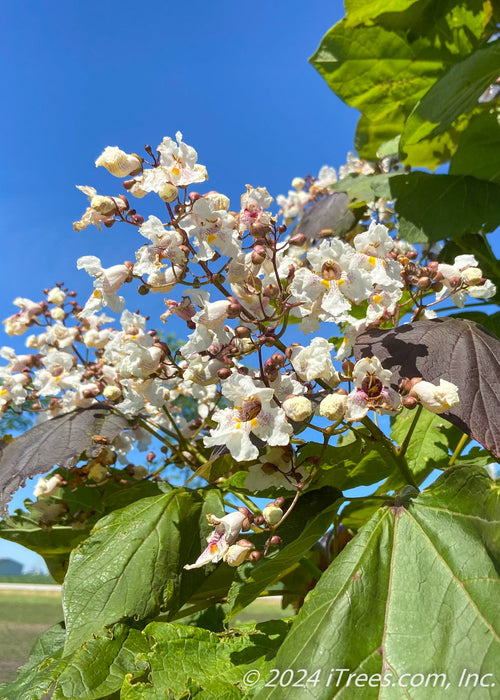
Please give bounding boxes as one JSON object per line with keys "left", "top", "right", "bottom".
{"left": 251, "top": 248, "right": 267, "bottom": 265}
{"left": 449, "top": 276, "right": 462, "bottom": 288}
{"left": 227, "top": 302, "right": 242, "bottom": 318}
{"left": 417, "top": 276, "right": 432, "bottom": 290}
{"left": 249, "top": 550, "right": 262, "bottom": 563}
{"left": 146, "top": 451, "right": 156, "bottom": 463}
{"left": 289, "top": 233, "right": 306, "bottom": 246}
{"left": 319, "top": 393, "right": 346, "bottom": 421}
{"left": 235, "top": 326, "right": 251, "bottom": 338}
{"left": 103, "top": 385, "right": 122, "bottom": 401}
{"left": 159, "top": 183, "right": 179, "bottom": 203}
{"left": 138, "top": 284, "right": 149, "bottom": 295}
{"left": 254, "top": 515, "right": 265, "bottom": 526}
{"left": 130, "top": 214, "right": 144, "bottom": 225}
{"left": 263, "top": 284, "right": 279, "bottom": 298}
{"left": 282, "top": 395, "right": 313, "bottom": 422}
{"left": 342, "top": 359, "right": 354, "bottom": 377}
{"left": 217, "top": 367, "right": 232, "bottom": 380}
{"left": 269, "top": 535, "right": 282, "bottom": 546}
{"left": 188, "top": 191, "right": 201, "bottom": 202}
{"left": 277, "top": 224, "right": 287, "bottom": 234}
{"left": 402, "top": 395, "right": 419, "bottom": 409}
{"left": 263, "top": 503, "right": 283, "bottom": 526}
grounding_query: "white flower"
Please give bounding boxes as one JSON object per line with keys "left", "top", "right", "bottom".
{"left": 290, "top": 338, "right": 339, "bottom": 385}
{"left": 346, "top": 357, "right": 401, "bottom": 421}
{"left": 410, "top": 379, "right": 460, "bottom": 414}
{"left": 77, "top": 255, "right": 131, "bottom": 317}
{"left": 33, "top": 474, "right": 63, "bottom": 498}
{"left": 138, "top": 132, "right": 208, "bottom": 193}
{"left": 95, "top": 146, "right": 142, "bottom": 177}
{"left": 184, "top": 511, "right": 249, "bottom": 570}
{"left": 203, "top": 374, "right": 292, "bottom": 462}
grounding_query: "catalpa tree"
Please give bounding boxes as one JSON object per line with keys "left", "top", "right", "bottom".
{"left": 1, "top": 0, "right": 500, "bottom": 698}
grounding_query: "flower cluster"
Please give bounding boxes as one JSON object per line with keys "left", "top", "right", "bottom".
{"left": 1, "top": 131, "right": 482, "bottom": 559}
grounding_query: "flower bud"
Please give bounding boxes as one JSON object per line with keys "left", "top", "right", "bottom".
{"left": 417, "top": 276, "right": 431, "bottom": 290}
{"left": 289, "top": 233, "right": 306, "bottom": 246}
{"left": 402, "top": 395, "right": 418, "bottom": 409}
{"left": 269, "top": 535, "right": 282, "bottom": 546}
{"left": 462, "top": 267, "right": 482, "bottom": 285}
{"left": 282, "top": 395, "right": 313, "bottom": 422}
{"left": 237, "top": 506, "right": 254, "bottom": 530}
{"left": 102, "top": 385, "right": 122, "bottom": 401}
{"left": 95, "top": 147, "right": 143, "bottom": 177}
{"left": 263, "top": 284, "right": 279, "bottom": 298}
{"left": 224, "top": 539, "right": 254, "bottom": 567}
{"left": 235, "top": 326, "right": 251, "bottom": 339}
{"left": 249, "top": 550, "right": 262, "bottom": 563}
{"left": 130, "top": 214, "right": 144, "bottom": 225}
{"left": 319, "top": 393, "right": 347, "bottom": 421}
{"left": 263, "top": 503, "right": 283, "bottom": 526}
{"left": 91, "top": 195, "right": 117, "bottom": 215}
{"left": 292, "top": 177, "right": 306, "bottom": 190}
{"left": 217, "top": 367, "right": 232, "bottom": 380}
{"left": 159, "top": 183, "right": 179, "bottom": 203}
{"left": 46, "top": 287, "right": 66, "bottom": 306}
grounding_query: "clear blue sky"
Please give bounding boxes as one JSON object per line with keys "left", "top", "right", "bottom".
{"left": 1, "top": 0, "right": 359, "bottom": 571}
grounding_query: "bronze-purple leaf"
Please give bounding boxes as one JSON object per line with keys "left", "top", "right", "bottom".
{"left": 296, "top": 193, "right": 356, "bottom": 239}
{"left": 0, "top": 405, "right": 130, "bottom": 515}
{"left": 354, "top": 318, "right": 500, "bottom": 458}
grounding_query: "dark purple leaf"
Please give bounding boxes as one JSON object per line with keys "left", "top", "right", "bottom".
{"left": 296, "top": 193, "right": 356, "bottom": 239}
{"left": 0, "top": 405, "right": 130, "bottom": 515}
{"left": 354, "top": 318, "right": 500, "bottom": 458}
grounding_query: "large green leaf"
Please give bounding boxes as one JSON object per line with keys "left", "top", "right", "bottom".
{"left": 388, "top": 171, "right": 500, "bottom": 242}
{"left": 62, "top": 488, "right": 224, "bottom": 654}
{"left": 255, "top": 466, "right": 500, "bottom": 699}
{"left": 310, "top": 20, "right": 447, "bottom": 122}
{"left": 401, "top": 37, "right": 500, "bottom": 147}
{"left": 449, "top": 108, "right": 500, "bottom": 184}
{"left": 121, "top": 619, "right": 291, "bottom": 699}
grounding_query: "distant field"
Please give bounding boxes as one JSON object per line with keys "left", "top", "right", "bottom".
{"left": 0, "top": 588, "right": 289, "bottom": 686}
{"left": 0, "top": 589, "right": 63, "bottom": 685}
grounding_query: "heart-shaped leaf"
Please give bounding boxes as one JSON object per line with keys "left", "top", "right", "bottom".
{"left": 354, "top": 317, "right": 500, "bottom": 457}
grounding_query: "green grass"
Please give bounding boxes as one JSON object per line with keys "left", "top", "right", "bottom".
{"left": 0, "top": 573, "right": 57, "bottom": 584}
{"left": 0, "top": 591, "right": 63, "bottom": 685}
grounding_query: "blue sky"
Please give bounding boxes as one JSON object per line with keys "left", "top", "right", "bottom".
{"left": 0, "top": 0, "right": 362, "bottom": 571}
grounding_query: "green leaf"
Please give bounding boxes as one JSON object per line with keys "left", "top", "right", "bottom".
{"left": 121, "top": 619, "right": 291, "bottom": 699}
{"left": 401, "top": 38, "right": 500, "bottom": 147}
{"left": 354, "top": 113, "right": 403, "bottom": 161}
{"left": 449, "top": 108, "right": 500, "bottom": 184}
{"left": 389, "top": 171, "right": 500, "bottom": 242}
{"left": 54, "top": 625, "right": 148, "bottom": 700}
{"left": 226, "top": 489, "right": 343, "bottom": 618}
{"left": 391, "top": 408, "right": 462, "bottom": 479}
{"left": 330, "top": 173, "right": 393, "bottom": 207}
{"left": 344, "top": 0, "right": 424, "bottom": 27}
{"left": 62, "top": 488, "right": 224, "bottom": 654}
{"left": 310, "top": 20, "right": 447, "bottom": 122}
{"left": 302, "top": 434, "right": 401, "bottom": 492}
{"left": 254, "top": 467, "right": 500, "bottom": 699}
